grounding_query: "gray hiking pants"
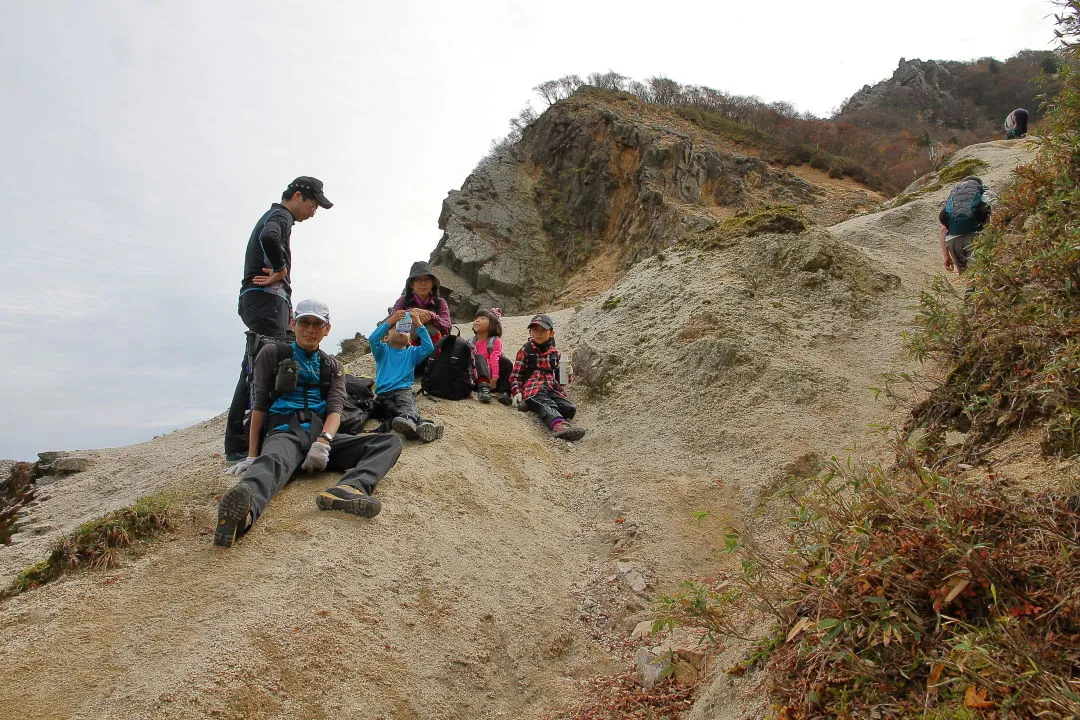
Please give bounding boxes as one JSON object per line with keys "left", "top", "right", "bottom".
{"left": 525, "top": 387, "right": 576, "bottom": 428}
{"left": 240, "top": 425, "right": 402, "bottom": 522}
{"left": 372, "top": 388, "right": 420, "bottom": 423}
{"left": 946, "top": 232, "right": 977, "bottom": 273}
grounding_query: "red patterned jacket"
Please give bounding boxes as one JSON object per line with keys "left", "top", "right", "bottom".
{"left": 508, "top": 340, "right": 566, "bottom": 399}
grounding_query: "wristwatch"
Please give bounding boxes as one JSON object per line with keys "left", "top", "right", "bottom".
{"left": 319, "top": 432, "right": 335, "bottom": 442}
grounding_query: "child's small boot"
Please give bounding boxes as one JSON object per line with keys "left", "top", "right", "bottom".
{"left": 551, "top": 420, "right": 586, "bottom": 442}
{"left": 416, "top": 420, "right": 444, "bottom": 443}
{"left": 392, "top": 416, "right": 418, "bottom": 439}
{"left": 477, "top": 385, "right": 492, "bottom": 404}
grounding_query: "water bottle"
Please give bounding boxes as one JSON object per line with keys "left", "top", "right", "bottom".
{"left": 396, "top": 313, "right": 413, "bottom": 334}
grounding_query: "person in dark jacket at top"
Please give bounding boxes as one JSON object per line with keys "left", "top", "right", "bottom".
{"left": 225, "top": 177, "right": 333, "bottom": 461}
{"left": 1004, "top": 108, "right": 1029, "bottom": 139}
{"left": 508, "top": 313, "right": 587, "bottom": 442}
{"left": 388, "top": 261, "right": 452, "bottom": 344}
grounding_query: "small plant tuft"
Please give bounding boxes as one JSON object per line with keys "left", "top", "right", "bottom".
{"left": 2, "top": 493, "right": 176, "bottom": 599}
{"left": 938, "top": 157, "right": 990, "bottom": 183}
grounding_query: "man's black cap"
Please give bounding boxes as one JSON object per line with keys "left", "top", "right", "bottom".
{"left": 287, "top": 176, "right": 333, "bottom": 209}
{"left": 528, "top": 313, "right": 554, "bottom": 330}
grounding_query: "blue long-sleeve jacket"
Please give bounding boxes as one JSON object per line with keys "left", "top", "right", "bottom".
{"left": 369, "top": 322, "right": 434, "bottom": 393}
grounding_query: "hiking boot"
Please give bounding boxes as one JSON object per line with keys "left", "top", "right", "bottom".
{"left": 551, "top": 422, "right": 587, "bottom": 442}
{"left": 316, "top": 484, "right": 382, "bottom": 518}
{"left": 497, "top": 392, "right": 512, "bottom": 406}
{"left": 214, "top": 483, "right": 253, "bottom": 548}
{"left": 477, "top": 385, "right": 492, "bottom": 404}
{"left": 416, "top": 420, "right": 443, "bottom": 443}
{"left": 391, "top": 416, "right": 418, "bottom": 439}
{"left": 225, "top": 451, "right": 247, "bottom": 463}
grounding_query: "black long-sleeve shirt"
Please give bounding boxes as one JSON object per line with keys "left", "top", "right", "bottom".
{"left": 240, "top": 203, "right": 294, "bottom": 299}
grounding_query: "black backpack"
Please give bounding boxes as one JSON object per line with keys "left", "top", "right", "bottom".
{"left": 421, "top": 332, "right": 475, "bottom": 400}
{"left": 338, "top": 374, "right": 375, "bottom": 434}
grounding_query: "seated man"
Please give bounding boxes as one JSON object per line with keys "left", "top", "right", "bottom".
{"left": 215, "top": 299, "right": 402, "bottom": 548}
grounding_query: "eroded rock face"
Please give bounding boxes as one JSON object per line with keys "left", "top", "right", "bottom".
{"left": 36, "top": 451, "right": 93, "bottom": 476}
{"left": 431, "top": 88, "right": 816, "bottom": 319}
{"left": 338, "top": 333, "right": 371, "bottom": 364}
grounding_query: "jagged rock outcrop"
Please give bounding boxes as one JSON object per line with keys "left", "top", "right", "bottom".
{"left": 837, "top": 52, "right": 1063, "bottom": 131}
{"left": 431, "top": 88, "right": 818, "bottom": 317}
{"left": 842, "top": 58, "right": 962, "bottom": 123}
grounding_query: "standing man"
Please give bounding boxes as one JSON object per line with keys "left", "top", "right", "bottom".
{"left": 216, "top": 299, "right": 402, "bottom": 548}
{"left": 939, "top": 175, "right": 991, "bottom": 276}
{"left": 225, "top": 177, "right": 333, "bottom": 461}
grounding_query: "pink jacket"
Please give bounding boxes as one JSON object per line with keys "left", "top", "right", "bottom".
{"left": 471, "top": 336, "right": 503, "bottom": 382}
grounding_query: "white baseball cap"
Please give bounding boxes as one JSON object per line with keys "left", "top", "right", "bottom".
{"left": 294, "top": 299, "right": 330, "bottom": 323}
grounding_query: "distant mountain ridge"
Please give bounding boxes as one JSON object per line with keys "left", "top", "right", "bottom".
{"left": 837, "top": 52, "right": 1063, "bottom": 134}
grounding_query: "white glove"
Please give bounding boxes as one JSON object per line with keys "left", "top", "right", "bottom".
{"left": 511, "top": 393, "right": 524, "bottom": 409}
{"left": 301, "top": 441, "right": 331, "bottom": 472}
{"left": 225, "top": 457, "right": 255, "bottom": 475}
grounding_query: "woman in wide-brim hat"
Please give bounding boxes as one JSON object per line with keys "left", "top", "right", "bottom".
{"left": 389, "top": 261, "right": 452, "bottom": 343}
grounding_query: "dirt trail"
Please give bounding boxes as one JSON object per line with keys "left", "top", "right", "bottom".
{"left": 0, "top": 140, "right": 1036, "bottom": 720}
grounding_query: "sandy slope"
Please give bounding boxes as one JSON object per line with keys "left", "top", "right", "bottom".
{"left": 0, "top": 140, "right": 1035, "bottom": 720}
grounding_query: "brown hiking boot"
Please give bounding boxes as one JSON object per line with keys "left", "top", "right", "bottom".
{"left": 315, "top": 484, "right": 382, "bottom": 518}
{"left": 214, "top": 483, "right": 253, "bottom": 548}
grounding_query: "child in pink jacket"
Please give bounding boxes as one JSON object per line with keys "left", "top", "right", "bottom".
{"left": 468, "top": 308, "right": 505, "bottom": 404}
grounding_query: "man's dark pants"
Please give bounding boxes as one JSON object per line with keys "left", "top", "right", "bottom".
{"left": 240, "top": 426, "right": 402, "bottom": 522}
{"left": 525, "top": 387, "right": 576, "bottom": 426}
{"left": 225, "top": 291, "right": 291, "bottom": 455}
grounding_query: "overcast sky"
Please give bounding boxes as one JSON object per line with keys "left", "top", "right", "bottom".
{"left": 0, "top": 0, "right": 1061, "bottom": 460}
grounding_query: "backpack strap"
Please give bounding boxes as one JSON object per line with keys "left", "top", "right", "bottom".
{"left": 270, "top": 344, "right": 332, "bottom": 408}
{"left": 523, "top": 344, "right": 561, "bottom": 384}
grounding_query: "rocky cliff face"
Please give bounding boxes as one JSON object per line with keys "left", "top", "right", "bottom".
{"left": 431, "top": 88, "right": 822, "bottom": 317}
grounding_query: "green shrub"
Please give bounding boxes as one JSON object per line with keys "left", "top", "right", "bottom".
{"left": 656, "top": 460, "right": 1080, "bottom": 718}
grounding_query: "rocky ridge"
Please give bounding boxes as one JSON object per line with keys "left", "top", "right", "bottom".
{"left": 432, "top": 88, "right": 857, "bottom": 318}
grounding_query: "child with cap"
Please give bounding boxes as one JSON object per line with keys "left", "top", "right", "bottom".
{"left": 369, "top": 309, "right": 445, "bottom": 442}
{"left": 508, "top": 313, "right": 586, "bottom": 441}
